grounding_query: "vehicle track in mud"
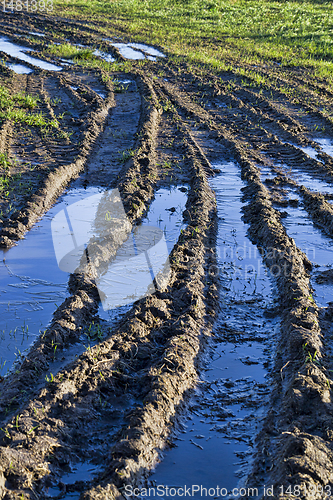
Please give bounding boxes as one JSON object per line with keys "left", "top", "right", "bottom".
{"left": 1, "top": 10, "right": 333, "bottom": 500}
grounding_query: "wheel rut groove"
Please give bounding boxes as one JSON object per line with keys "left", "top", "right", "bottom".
{"left": 1, "top": 12, "right": 333, "bottom": 500}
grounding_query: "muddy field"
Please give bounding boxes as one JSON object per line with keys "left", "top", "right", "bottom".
{"left": 1, "top": 9, "right": 333, "bottom": 500}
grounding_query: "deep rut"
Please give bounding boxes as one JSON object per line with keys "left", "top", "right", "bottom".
{"left": 1, "top": 11, "right": 333, "bottom": 500}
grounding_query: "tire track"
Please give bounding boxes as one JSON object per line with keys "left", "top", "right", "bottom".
{"left": 151, "top": 73, "right": 333, "bottom": 498}
{"left": 0, "top": 70, "right": 114, "bottom": 248}
{"left": 1, "top": 11, "right": 333, "bottom": 499}
{"left": 0, "top": 76, "right": 218, "bottom": 500}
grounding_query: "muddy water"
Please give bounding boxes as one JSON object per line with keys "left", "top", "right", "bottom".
{"left": 284, "top": 167, "right": 333, "bottom": 195}
{"left": 315, "top": 138, "right": 333, "bottom": 157}
{"left": 261, "top": 164, "right": 333, "bottom": 196}
{"left": 0, "top": 36, "right": 62, "bottom": 71}
{"left": 0, "top": 35, "right": 166, "bottom": 75}
{"left": 297, "top": 144, "right": 320, "bottom": 160}
{"left": 289, "top": 137, "right": 333, "bottom": 162}
{"left": 275, "top": 190, "right": 333, "bottom": 307}
{"left": 111, "top": 43, "right": 145, "bottom": 60}
{"left": 149, "top": 161, "right": 278, "bottom": 499}
{"left": 93, "top": 49, "right": 115, "bottom": 63}
{"left": 0, "top": 187, "right": 102, "bottom": 377}
{"left": 259, "top": 167, "right": 333, "bottom": 307}
{"left": 127, "top": 42, "right": 165, "bottom": 58}
{"left": 98, "top": 186, "right": 187, "bottom": 321}
{"left": 104, "top": 39, "right": 165, "bottom": 60}
{"left": 6, "top": 62, "right": 32, "bottom": 74}
{"left": 0, "top": 186, "right": 187, "bottom": 377}
{"left": 29, "top": 32, "right": 46, "bottom": 37}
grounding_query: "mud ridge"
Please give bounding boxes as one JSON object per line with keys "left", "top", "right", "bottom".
{"left": 164, "top": 64, "right": 309, "bottom": 144}
{"left": 235, "top": 64, "right": 333, "bottom": 134}
{"left": 239, "top": 160, "right": 333, "bottom": 499}
{"left": 0, "top": 124, "right": 218, "bottom": 500}
{"left": 0, "top": 70, "right": 114, "bottom": 249}
{"left": 299, "top": 186, "right": 333, "bottom": 238}
{"left": 156, "top": 76, "right": 333, "bottom": 196}
{"left": 117, "top": 75, "right": 161, "bottom": 221}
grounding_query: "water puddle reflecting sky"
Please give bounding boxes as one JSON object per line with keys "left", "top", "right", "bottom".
{"left": 0, "top": 185, "right": 187, "bottom": 376}
{"left": 150, "top": 161, "right": 276, "bottom": 499}
{"left": 0, "top": 36, "right": 62, "bottom": 71}
{"left": 260, "top": 165, "right": 333, "bottom": 308}
{"left": 0, "top": 35, "right": 166, "bottom": 73}
{"left": 6, "top": 62, "right": 32, "bottom": 74}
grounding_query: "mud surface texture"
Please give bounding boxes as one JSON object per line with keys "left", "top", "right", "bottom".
{"left": 1, "top": 9, "right": 333, "bottom": 500}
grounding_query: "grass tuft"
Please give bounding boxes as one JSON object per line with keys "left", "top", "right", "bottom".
{"left": 47, "top": 43, "right": 95, "bottom": 61}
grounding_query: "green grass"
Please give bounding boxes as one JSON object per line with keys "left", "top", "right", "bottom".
{"left": 0, "top": 152, "right": 11, "bottom": 171}
{"left": 0, "top": 85, "right": 58, "bottom": 129}
{"left": 45, "top": 42, "right": 131, "bottom": 72}
{"left": 2, "top": 109, "right": 59, "bottom": 128}
{"left": 0, "top": 86, "right": 38, "bottom": 110}
{"left": 53, "top": 0, "right": 333, "bottom": 82}
{"left": 47, "top": 42, "right": 95, "bottom": 61}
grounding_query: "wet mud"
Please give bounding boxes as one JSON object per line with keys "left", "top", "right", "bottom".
{"left": 1, "top": 8, "right": 333, "bottom": 500}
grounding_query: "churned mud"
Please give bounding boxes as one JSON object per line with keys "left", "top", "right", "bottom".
{"left": 1, "top": 8, "right": 333, "bottom": 500}
{"left": 149, "top": 158, "right": 278, "bottom": 498}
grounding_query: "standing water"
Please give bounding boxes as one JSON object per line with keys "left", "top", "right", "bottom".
{"left": 259, "top": 166, "right": 333, "bottom": 307}
{"left": 0, "top": 36, "right": 62, "bottom": 71}
{"left": 148, "top": 161, "right": 279, "bottom": 499}
{"left": 0, "top": 185, "right": 188, "bottom": 377}
{"left": 0, "top": 186, "right": 103, "bottom": 376}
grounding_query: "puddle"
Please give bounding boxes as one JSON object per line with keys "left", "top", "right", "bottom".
{"left": 260, "top": 166, "right": 333, "bottom": 308}
{"left": 29, "top": 32, "right": 46, "bottom": 38}
{"left": 274, "top": 188, "right": 333, "bottom": 308}
{"left": 6, "top": 62, "right": 33, "bottom": 74}
{"left": 0, "top": 37, "right": 62, "bottom": 71}
{"left": 293, "top": 143, "right": 320, "bottom": 160}
{"left": 63, "top": 41, "right": 164, "bottom": 63}
{"left": 143, "top": 186, "right": 187, "bottom": 252}
{"left": 262, "top": 163, "right": 333, "bottom": 196}
{"left": 316, "top": 137, "right": 333, "bottom": 158}
{"left": 114, "top": 78, "right": 138, "bottom": 92}
{"left": 0, "top": 186, "right": 104, "bottom": 376}
{"left": 0, "top": 184, "right": 187, "bottom": 375}
{"left": 60, "top": 58, "right": 75, "bottom": 65}
{"left": 98, "top": 185, "right": 187, "bottom": 320}
{"left": 58, "top": 462, "right": 100, "bottom": 484}
{"left": 108, "top": 41, "right": 165, "bottom": 61}
{"left": 70, "top": 84, "right": 106, "bottom": 98}
{"left": 289, "top": 138, "right": 333, "bottom": 162}
{"left": 45, "top": 461, "right": 100, "bottom": 498}
{"left": 93, "top": 49, "right": 115, "bottom": 63}
{"left": 128, "top": 42, "right": 165, "bottom": 58}
{"left": 149, "top": 162, "right": 277, "bottom": 498}
{"left": 111, "top": 43, "right": 145, "bottom": 60}
{"left": 90, "top": 87, "right": 106, "bottom": 99}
